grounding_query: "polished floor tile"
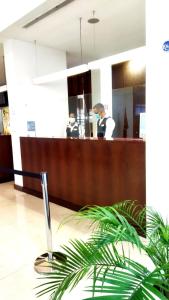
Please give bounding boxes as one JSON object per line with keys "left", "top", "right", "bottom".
{"left": 0, "top": 182, "right": 153, "bottom": 300}
{"left": 0, "top": 182, "right": 91, "bottom": 300}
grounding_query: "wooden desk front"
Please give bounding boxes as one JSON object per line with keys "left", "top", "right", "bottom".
{"left": 20, "top": 137, "right": 145, "bottom": 210}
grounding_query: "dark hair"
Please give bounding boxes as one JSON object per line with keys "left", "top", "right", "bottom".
{"left": 93, "top": 103, "right": 105, "bottom": 112}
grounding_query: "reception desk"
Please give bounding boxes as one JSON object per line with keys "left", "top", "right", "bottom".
{"left": 20, "top": 137, "right": 145, "bottom": 210}
{"left": 0, "top": 135, "right": 14, "bottom": 183}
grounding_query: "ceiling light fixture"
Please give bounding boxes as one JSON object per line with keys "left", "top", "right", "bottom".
{"left": 88, "top": 10, "right": 99, "bottom": 60}
{"left": 88, "top": 10, "right": 100, "bottom": 24}
{"left": 79, "top": 17, "right": 83, "bottom": 64}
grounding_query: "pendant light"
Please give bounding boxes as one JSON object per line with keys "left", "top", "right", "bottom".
{"left": 88, "top": 10, "right": 100, "bottom": 24}
{"left": 88, "top": 11, "right": 100, "bottom": 61}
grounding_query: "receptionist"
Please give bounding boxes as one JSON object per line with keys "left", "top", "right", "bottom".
{"left": 66, "top": 113, "right": 80, "bottom": 138}
{"left": 93, "top": 103, "right": 115, "bottom": 139}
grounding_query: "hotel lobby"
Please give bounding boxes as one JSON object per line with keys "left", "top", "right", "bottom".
{"left": 0, "top": 0, "right": 169, "bottom": 299}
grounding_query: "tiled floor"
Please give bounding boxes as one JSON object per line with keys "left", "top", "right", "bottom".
{"left": 0, "top": 182, "right": 153, "bottom": 300}
{"left": 0, "top": 182, "right": 91, "bottom": 300}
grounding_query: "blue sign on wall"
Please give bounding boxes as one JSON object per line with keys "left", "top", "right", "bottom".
{"left": 27, "top": 121, "right": 36, "bottom": 131}
{"left": 162, "top": 41, "right": 169, "bottom": 52}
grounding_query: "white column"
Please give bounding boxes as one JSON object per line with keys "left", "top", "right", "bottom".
{"left": 100, "top": 65, "right": 112, "bottom": 116}
{"left": 91, "top": 69, "right": 101, "bottom": 106}
{"left": 4, "top": 39, "right": 68, "bottom": 186}
{"left": 0, "top": 54, "right": 6, "bottom": 85}
{"left": 146, "top": 0, "right": 169, "bottom": 219}
{"left": 91, "top": 69, "right": 101, "bottom": 137}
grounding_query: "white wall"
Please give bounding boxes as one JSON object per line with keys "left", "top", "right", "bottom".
{"left": 91, "top": 69, "right": 101, "bottom": 106}
{"left": 0, "top": 55, "right": 6, "bottom": 85}
{"left": 146, "top": 0, "right": 169, "bottom": 220}
{"left": 91, "top": 69, "right": 101, "bottom": 137}
{"left": 90, "top": 65, "right": 113, "bottom": 137}
{"left": 4, "top": 39, "right": 68, "bottom": 186}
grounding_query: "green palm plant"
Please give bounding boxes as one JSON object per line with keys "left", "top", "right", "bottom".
{"left": 36, "top": 200, "right": 169, "bottom": 300}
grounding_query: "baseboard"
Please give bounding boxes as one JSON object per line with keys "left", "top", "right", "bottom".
{"left": 14, "top": 184, "right": 81, "bottom": 211}
{"left": 0, "top": 175, "right": 14, "bottom": 183}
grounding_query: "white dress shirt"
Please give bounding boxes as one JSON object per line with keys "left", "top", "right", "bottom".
{"left": 98, "top": 114, "right": 115, "bottom": 139}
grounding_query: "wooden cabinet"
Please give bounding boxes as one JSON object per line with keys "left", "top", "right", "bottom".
{"left": 0, "top": 135, "right": 14, "bottom": 182}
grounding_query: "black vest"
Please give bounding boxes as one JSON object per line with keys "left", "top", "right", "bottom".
{"left": 97, "top": 117, "right": 110, "bottom": 138}
{"left": 66, "top": 123, "right": 79, "bottom": 138}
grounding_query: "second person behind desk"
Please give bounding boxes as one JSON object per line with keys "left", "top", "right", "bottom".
{"left": 66, "top": 113, "right": 79, "bottom": 138}
{"left": 93, "top": 103, "right": 115, "bottom": 139}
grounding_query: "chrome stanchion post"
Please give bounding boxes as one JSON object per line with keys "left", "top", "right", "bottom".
{"left": 41, "top": 172, "right": 53, "bottom": 260}
{"left": 34, "top": 172, "right": 67, "bottom": 274}
{"left": 34, "top": 172, "right": 53, "bottom": 273}
{"left": 0, "top": 166, "right": 66, "bottom": 274}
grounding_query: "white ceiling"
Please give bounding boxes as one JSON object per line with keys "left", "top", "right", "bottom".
{"left": 0, "top": 0, "right": 145, "bottom": 67}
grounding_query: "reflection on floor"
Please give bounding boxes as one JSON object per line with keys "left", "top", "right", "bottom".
{"left": 0, "top": 182, "right": 153, "bottom": 300}
{"left": 0, "top": 182, "right": 92, "bottom": 300}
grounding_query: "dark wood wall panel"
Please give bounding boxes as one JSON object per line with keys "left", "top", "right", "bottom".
{"left": 20, "top": 137, "right": 145, "bottom": 210}
{"left": 0, "top": 135, "right": 14, "bottom": 182}
{"left": 112, "top": 61, "right": 145, "bottom": 89}
{"left": 112, "top": 61, "right": 145, "bottom": 138}
{"left": 67, "top": 71, "right": 91, "bottom": 96}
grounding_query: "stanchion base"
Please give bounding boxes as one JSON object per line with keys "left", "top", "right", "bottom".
{"left": 34, "top": 252, "right": 67, "bottom": 274}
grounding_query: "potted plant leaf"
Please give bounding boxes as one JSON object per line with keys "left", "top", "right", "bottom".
{"left": 36, "top": 200, "right": 169, "bottom": 299}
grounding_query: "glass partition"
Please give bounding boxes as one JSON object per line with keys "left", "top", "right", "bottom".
{"left": 67, "top": 70, "right": 92, "bottom": 138}
{"left": 68, "top": 93, "right": 92, "bottom": 137}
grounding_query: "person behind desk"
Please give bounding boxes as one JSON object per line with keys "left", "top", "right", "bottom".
{"left": 93, "top": 103, "right": 115, "bottom": 139}
{"left": 66, "top": 113, "right": 79, "bottom": 138}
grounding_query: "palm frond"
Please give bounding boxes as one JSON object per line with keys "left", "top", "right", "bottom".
{"left": 36, "top": 200, "right": 169, "bottom": 300}
{"left": 77, "top": 205, "right": 120, "bottom": 228}
{"left": 36, "top": 239, "right": 126, "bottom": 299}
{"left": 146, "top": 209, "right": 166, "bottom": 237}
{"left": 88, "top": 225, "right": 144, "bottom": 252}
{"left": 146, "top": 209, "right": 169, "bottom": 248}
{"left": 76, "top": 203, "right": 145, "bottom": 252}
{"left": 113, "top": 200, "right": 146, "bottom": 235}
{"left": 83, "top": 259, "right": 169, "bottom": 300}
{"left": 75, "top": 201, "right": 146, "bottom": 237}
{"left": 144, "top": 209, "right": 169, "bottom": 268}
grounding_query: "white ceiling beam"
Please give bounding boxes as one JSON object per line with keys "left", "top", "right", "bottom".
{"left": 33, "top": 47, "right": 146, "bottom": 85}
{"left": 33, "top": 64, "right": 89, "bottom": 84}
